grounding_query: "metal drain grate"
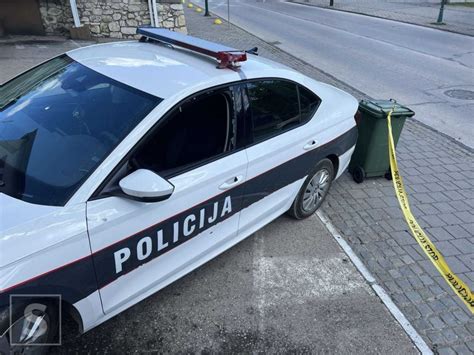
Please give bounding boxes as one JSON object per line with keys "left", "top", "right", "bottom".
{"left": 444, "top": 89, "right": 474, "bottom": 100}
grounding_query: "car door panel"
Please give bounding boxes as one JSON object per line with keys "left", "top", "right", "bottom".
{"left": 86, "top": 150, "right": 247, "bottom": 313}
{"left": 239, "top": 125, "right": 319, "bottom": 236}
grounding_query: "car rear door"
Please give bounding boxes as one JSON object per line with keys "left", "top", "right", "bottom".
{"left": 238, "top": 79, "right": 322, "bottom": 236}
{"left": 86, "top": 85, "right": 248, "bottom": 314}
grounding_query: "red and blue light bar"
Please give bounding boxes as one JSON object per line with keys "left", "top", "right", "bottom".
{"left": 136, "top": 27, "right": 247, "bottom": 69}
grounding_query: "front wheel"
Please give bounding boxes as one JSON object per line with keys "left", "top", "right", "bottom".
{"left": 288, "top": 158, "right": 334, "bottom": 220}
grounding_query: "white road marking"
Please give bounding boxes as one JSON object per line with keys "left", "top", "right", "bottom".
{"left": 253, "top": 233, "right": 266, "bottom": 336}
{"left": 317, "top": 210, "right": 433, "bottom": 355}
{"left": 255, "top": 254, "right": 367, "bottom": 307}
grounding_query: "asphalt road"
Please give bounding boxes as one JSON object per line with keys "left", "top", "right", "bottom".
{"left": 193, "top": 0, "right": 474, "bottom": 148}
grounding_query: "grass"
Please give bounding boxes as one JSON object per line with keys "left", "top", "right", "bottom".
{"left": 447, "top": 2, "right": 474, "bottom": 7}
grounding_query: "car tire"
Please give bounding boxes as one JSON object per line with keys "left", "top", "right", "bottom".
{"left": 288, "top": 158, "right": 334, "bottom": 220}
{"left": 0, "top": 299, "right": 58, "bottom": 355}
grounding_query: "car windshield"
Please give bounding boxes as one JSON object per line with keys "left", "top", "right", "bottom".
{"left": 0, "top": 54, "right": 162, "bottom": 206}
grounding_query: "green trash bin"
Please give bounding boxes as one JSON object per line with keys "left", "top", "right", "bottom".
{"left": 349, "top": 99, "right": 415, "bottom": 183}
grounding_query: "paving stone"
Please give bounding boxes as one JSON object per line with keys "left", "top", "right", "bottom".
{"left": 452, "top": 310, "right": 471, "bottom": 324}
{"left": 403, "top": 245, "right": 425, "bottom": 262}
{"left": 427, "top": 227, "right": 454, "bottom": 241}
{"left": 391, "top": 293, "right": 411, "bottom": 306}
{"left": 417, "top": 203, "right": 440, "bottom": 215}
{"left": 429, "top": 299, "right": 448, "bottom": 314}
{"left": 465, "top": 321, "right": 474, "bottom": 335}
{"left": 401, "top": 304, "right": 421, "bottom": 320}
{"left": 442, "top": 328, "right": 460, "bottom": 344}
{"left": 465, "top": 339, "right": 474, "bottom": 352}
{"left": 453, "top": 180, "right": 471, "bottom": 189}
{"left": 445, "top": 225, "right": 472, "bottom": 240}
{"left": 450, "top": 326, "right": 473, "bottom": 343}
{"left": 406, "top": 290, "right": 423, "bottom": 304}
{"left": 413, "top": 193, "right": 437, "bottom": 204}
{"left": 413, "top": 318, "right": 432, "bottom": 332}
{"left": 439, "top": 312, "right": 458, "bottom": 328}
{"left": 436, "top": 347, "right": 456, "bottom": 355}
{"left": 442, "top": 190, "right": 466, "bottom": 201}
{"left": 426, "top": 183, "right": 446, "bottom": 193}
{"left": 432, "top": 202, "right": 457, "bottom": 214}
{"left": 452, "top": 344, "right": 473, "bottom": 355}
{"left": 436, "top": 241, "right": 462, "bottom": 257}
{"left": 456, "top": 211, "right": 474, "bottom": 224}
{"left": 438, "top": 213, "right": 464, "bottom": 226}
{"left": 415, "top": 303, "right": 434, "bottom": 318}
{"left": 440, "top": 297, "right": 460, "bottom": 310}
{"left": 421, "top": 215, "right": 450, "bottom": 228}
{"left": 443, "top": 257, "right": 470, "bottom": 274}
{"left": 419, "top": 274, "right": 435, "bottom": 286}
{"left": 419, "top": 260, "right": 441, "bottom": 277}
{"left": 426, "top": 329, "right": 445, "bottom": 345}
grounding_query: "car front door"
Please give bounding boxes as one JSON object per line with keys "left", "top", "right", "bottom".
{"left": 238, "top": 79, "right": 322, "bottom": 236}
{"left": 86, "top": 85, "right": 248, "bottom": 314}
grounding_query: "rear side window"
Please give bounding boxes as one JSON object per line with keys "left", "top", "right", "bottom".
{"left": 247, "top": 80, "right": 300, "bottom": 142}
{"left": 299, "top": 85, "right": 321, "bottom": 123}
{"left": 246, "top": 80, "right": 320, "bottom": 143}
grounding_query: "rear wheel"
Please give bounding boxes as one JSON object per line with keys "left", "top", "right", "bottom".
{"left": 288, "top": 159, "right": 334, "bottom": 220}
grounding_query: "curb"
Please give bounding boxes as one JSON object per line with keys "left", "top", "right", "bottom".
{"left": 286, "top": 1, "right": 474, "bottom": 38}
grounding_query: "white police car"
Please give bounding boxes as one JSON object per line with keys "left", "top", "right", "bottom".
{"left": 0, "top": 28, "right": 358, "bottom": 351}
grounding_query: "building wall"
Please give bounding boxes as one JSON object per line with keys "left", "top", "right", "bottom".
{"left": 38, "top": 0, "right": 186, "bottom": 38}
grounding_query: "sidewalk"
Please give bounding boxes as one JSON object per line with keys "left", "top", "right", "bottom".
{"left": 184, "top": 6, "right": 474, "bottom": 354}
{"left": 289, "top": 0, "right": 474, "bottom": 36}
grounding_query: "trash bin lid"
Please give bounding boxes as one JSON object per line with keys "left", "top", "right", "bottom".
{"left": 359, "top": 99, "right": 415, "bottom": 118}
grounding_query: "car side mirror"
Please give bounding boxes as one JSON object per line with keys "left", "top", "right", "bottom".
{"left": 119, "top": 169, "right": 174, "bottom": 202}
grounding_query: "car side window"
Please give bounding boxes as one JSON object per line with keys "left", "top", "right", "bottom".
{"left": 247, "top": 80, "right": 300, "bottom": 142}
{"left": 298, "top": 85, "right": 321, "bottom": 123}
{"left": 131, "top": 88, "right": 236, "bottom": 177}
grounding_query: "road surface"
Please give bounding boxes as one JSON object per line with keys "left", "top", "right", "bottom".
{"left": 194, "top": 0, "right": 474, "bottom": 148}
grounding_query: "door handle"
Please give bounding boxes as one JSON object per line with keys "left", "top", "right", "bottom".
{"left": 303, "top": 139, "right": 319, "bottom": 150}
{"left": 219, "top": 175, "right": 244, "bottom": 190}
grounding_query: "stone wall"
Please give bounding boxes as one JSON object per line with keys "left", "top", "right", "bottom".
{"left": 38, "top": 0, "right": 186, "bottom": 38}
{"left": 39, "top": 0, "right": 74, "bottom": 36}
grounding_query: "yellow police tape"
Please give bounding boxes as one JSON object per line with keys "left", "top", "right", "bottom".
{"left": 387, "top": 110, "right": 474, "bottom": 314}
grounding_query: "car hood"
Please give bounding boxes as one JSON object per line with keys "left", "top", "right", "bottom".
{"left": 0, "top": 193, "right": 87, "bottom": 268}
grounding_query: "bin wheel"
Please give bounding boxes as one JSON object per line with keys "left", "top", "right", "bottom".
{"left": 385, "top": 169, "right": 393, "bottom": 180}
{"left": 352, "top": 166, "right": 365, "bottom": 184}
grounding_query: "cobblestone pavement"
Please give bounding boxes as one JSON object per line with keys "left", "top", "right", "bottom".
{"left": 290, "top": 0, "right": 474, "bottom": 37}
{"left": 185, "top": 7, "right": 474, "bottom": 354}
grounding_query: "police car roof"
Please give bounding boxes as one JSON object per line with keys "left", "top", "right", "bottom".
{"left": 67, "top": 41, "right": 293, "bottom": 99}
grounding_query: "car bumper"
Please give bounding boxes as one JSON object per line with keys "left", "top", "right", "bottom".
{"left": 336, "top": 145, "right": 356, "bottom": 179}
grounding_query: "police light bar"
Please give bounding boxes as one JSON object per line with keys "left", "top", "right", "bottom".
{"left": 136, "top": 27, "right": 247, "bottom": 69}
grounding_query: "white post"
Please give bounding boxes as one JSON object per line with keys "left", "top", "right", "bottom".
{"left": 152, "top": 0, "right": 159, "bottom": 27}
{"left": 148, "top": 0, "right": 155, "bottom": 26}
{"left": 69, "top": 0, "right": 81, "bottom": 27}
